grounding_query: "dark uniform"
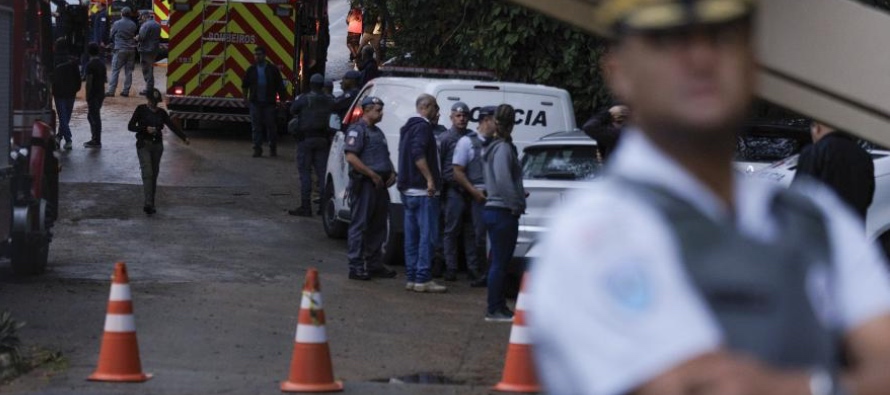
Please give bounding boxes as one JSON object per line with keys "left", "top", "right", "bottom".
{"left": 794, "top": 131, "right": 875, "bottom": 221}
{"left": 289, "top": 74, "right": 334, "bottom": 216}
{"left": 345, "top": 108, "right": 394, "bottom": 278}
{"left": 333, "top": 70, "right": 362, "bottom": 120}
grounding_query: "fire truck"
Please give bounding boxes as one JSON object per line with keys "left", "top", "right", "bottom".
{"left": 2, "top": 0, "right": 62, "bottom": 275}
{"left": 165, "top": 0, "right": 329, "bottom": 128}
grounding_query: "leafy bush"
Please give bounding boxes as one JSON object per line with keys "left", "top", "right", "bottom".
{"left": 0, "top": 311, "right": 26, "bottom": 380}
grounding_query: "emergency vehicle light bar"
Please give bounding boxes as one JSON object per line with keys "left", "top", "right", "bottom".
{"left": 380, "top": 66, "right": 498, "bottom": 80}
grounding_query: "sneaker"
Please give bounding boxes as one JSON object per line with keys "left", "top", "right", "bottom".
{"left": 470, "top": 276, "right": 488, "bottom": 288}
{"left": 348, "top": 271, "right": 371, "bottom": 281}
{"left": 405, "top": 282, "right": 415, "bottom": 291}
{"left": 120, "top": 92, "right": 129, "bottom": 97}
{"left": 143, "top": 205, "right": 156, "bottom": 215}
{"left": 83, "top": 140, "right": 102, "bottom": 148}
{"left": 287, "top": 207, "right": 312, "bottom": 217}
{"left": 369, "top": 267, "right": 397, "bottom": 279}
{"left": 63, "top": 140, "right": 72, "bottom": 150}
{"left": 443, "top": 271, "right": 457, "bottom": 282}
{"left": 104, "top": 92, "right": 115, "bottom": 97}
{"left": 413, "top": 281, "right": 447, "bottom": 293}
{"left": 485, "top": 307, "right": 514, "bottom": 323}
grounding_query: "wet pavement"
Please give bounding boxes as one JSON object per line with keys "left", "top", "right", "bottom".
{"left": 0, "top": 1, "right": 519, "bottom": 393}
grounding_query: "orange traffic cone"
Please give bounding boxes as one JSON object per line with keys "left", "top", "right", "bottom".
{"left": 88, "top": 262, "right": 151, "bottom": 382}
{"left": 493, "top": 273, "right": 540, "bottom": 393}
{"left": 280, "top": 268, "right": 343, "bottom": 393}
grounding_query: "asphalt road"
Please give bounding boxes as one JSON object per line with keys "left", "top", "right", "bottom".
{"left": 0, "top": 1, "right": 518, "bottom": 393}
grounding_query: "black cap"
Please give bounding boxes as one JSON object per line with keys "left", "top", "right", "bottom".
{"left": 478, "top": 106, "right": 497, "bottom": 118}
{"left": 310, "top": 73, "right": 325, "bottom": 85}
{"left": 361, "top": 96, "right": 384, "bottom": 108}
{"left": 451, "top": 102, "right": 470, "bottom": 114}
{"left": 344, "top": 70, "right": 361, "bottom": 80}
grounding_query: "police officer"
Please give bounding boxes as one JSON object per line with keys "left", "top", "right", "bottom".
{"left": 438, "top": 102, "right": 483, "bottom": 282}
{"left": 344, "top": 96, "right": 397, "bottom": 281}
{"left": 528, "top": 1, "right": 890, "bottom": 394}
{"left": 333, "top": 70, "right": 362, "bottom": 120}
{"left": 289, "top": 73, "right": 334, "bottom": 216}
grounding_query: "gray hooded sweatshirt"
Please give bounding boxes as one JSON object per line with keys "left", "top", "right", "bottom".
{"left": 482, "top": 138, "right": 526, "bottom": 215}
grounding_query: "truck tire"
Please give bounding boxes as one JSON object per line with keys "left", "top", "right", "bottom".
{"left": 322, "top": 182, "right": 347, "bottom": 239}
{"left": 10, "top": 232, "right": 49, "bottom": 276}
{"left": 381, "top": 213, "right": 404, "bottom": 266}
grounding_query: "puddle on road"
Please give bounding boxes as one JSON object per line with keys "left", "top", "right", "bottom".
{"left": 370, "top": 372, "right": 464, "bottom": 385}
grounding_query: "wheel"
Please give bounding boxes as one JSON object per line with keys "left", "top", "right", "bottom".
{"left": 10, "top": 233, "right": 49, "bottom": 276}
{"left": 322, "top": 181, "right": 347, "bottom": 239}
{"left": 381, "top": 212, "right": 404, "bottom": 266}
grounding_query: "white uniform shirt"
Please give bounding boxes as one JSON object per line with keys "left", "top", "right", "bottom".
{"left": 528, "top": 129, "right": 890, "bottom": 395}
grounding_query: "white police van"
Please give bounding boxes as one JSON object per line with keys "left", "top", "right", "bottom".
{"left": 322, "top": 75, "right": 576, "bottom": 265}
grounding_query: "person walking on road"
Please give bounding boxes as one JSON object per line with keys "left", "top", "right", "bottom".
{"left": 137, "top": 12, "right": 161, "bottom": 95}
{"left": 529, "top": 1, "right": 890, "bottom": 394}
{"left": 481, "top": 105, "right": 525, "bottom": 322}
{"left": 794, "top": 121, "right": 875, "bottom": 222}
{"left": 242, "top": 46, "right": 287, "bottom": 158}
{"left": 52, "top": 38, "right": 81, "bottom": 151}
{"left": 105, "top": 7, "right": 137, "bottom": 97}
{"left": 288, "top": 74, "right": 334, "bottom": 217}
{"left": 346, "top": 7, "right": 363, "bottom": 63}
{"left": 438, "top": 102, "right": 484, "bottom": 282}
{"left": 398, "top": 94, "right": 446, "bottom": 293}
{"left": 344, "top": 96, "right": 398, "bottom": 281}
{"left": 127, "top": 88, "right": 190, "bottom": 215}
{"left": 453, "top": 105, "right": 496, "bottom": 287}
{"left": 83, "top": 42, "right": 107, "bottom": 149}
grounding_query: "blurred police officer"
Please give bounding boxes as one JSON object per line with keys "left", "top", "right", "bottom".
{"left": 344, "top": 96, "right": 398, "bottom": 281}
{"left": 105, "top": 6, "right": 137, "bottom": 97}
{"left": 289, "top": 74, "right": 334, "bottom": 217}
{"left": 137, "top": 11, "right": 161, "bottom": 95}
{"left": 529, "top": 1, "right": 890, "bottom": 394}
{"left": 438, "top": 102, "right": 484, "bottom": 282}
{"left": 333, "top": 70, "right": 362, "bottom": 120}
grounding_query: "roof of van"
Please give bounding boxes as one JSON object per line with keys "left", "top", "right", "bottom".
{"left": 367, "top": 77, "right": 571, "bottom": 95}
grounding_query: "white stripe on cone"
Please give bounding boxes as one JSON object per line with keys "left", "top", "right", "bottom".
{"left": 515, "top": 292, "right": 528, "bottom": 311}
{"left": 300, "top": 292, "right": 323, "bottom": 309}
{"left": 109, "top": 284, "right": 132, "bottom": 301}
{"left": 104, "top": 314, "right": 137, "bottom": 332}
{"left": 508, "top": 324, "right": 533, "bottom": 345}
{"left": 294, "top": 324, "right": 328, "bottom": 344}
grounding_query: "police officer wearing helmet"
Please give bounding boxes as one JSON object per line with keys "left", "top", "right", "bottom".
{"left": 344, "top": 96, "right": 398, "bottom": 281}
{"left": 289, "top": 73, "right": 334, "bottom": 216}
{"left": 529, "top": 1, "right": 890, "bottom": 394}
{"left": 438, "top": 102, "right": 485, "bottom": 282}
{"left": 333, "top": 70, "right": 362, "bottom": 120}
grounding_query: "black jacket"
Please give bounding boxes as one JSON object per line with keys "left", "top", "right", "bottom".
{"left": 127, "top": 105, "right": 188, "bottom": 143}
{"left": 794, "top": 132, "right": 875, "bottom": 220}
{"left": 582, "top": 109, "right": 621, "bottom": 160}
{"left": 358, "top": 60, "right": 379, "bottom": 86}
{"left": 52, "top": 57, "right": 82, "bottom": 99}
{"left": 242, "top": 62, "right": 287, "bottom": 104}
{"left": 289, "top": 90, "right": 334, "bottom": 139}
{"left": 397, "top": 117, "right": 441, "bottom": 192}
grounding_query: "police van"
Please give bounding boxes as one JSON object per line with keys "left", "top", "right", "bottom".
{"left": 322, "top": 76, "right": 576, "bottom": 265}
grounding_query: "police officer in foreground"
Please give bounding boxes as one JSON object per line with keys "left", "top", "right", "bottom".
{"left": 344, "top": 96, "right": 398, "bottom": 281}
{"left": 438, "top": 102, "right": 484, "bottom": 282}
{"left": 289, "top": 73, "right": 334, "bottom": 217}
{"left": 333, "top": 70, "right": 362, "bottom": 120}
{"left": 529, "top": 1, "right": 890, "bottom": 394}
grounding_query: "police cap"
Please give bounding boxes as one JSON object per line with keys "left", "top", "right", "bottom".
{"left": 344, "top": 70, "right": 361, "bottom": 80}
{"left": 478, "top": 106, "right": 497, "bottom": 119}
{"left": 121, "top": 6, "right": 132, "bottom": 16}
{"left": 593, "top": 0, "right": 755, "bottom": 38}
{"left": 361, "top": 96, "right": 384, "bottom": 108}
{"left": 451, "top": 102, "right": 470, "bottom": 114}
{"left": 324, "top": 79, "right": 333, "bottom": 88}
{"left": 310, "top": 73, "right": 325, "bottom": 86}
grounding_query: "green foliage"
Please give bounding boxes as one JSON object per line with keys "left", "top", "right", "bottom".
{"left": 384, "top": 0, "right": 612, "bottom": 123}
{"left": 0, "top": 311, "right": 26, "bottom": 380}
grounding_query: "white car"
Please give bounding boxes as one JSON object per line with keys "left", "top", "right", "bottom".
{"left": 518, "top": 130, "right": 603, "bottom": 260}
{"left": 733, "top": 121, "right": 811, "bottom": 175}
{"left": 752, "top": 147, "right": 890, "bottom": 255}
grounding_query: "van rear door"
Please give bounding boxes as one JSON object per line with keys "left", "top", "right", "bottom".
{"left": 436, "top": 85, "right": 575, "bottom": 151}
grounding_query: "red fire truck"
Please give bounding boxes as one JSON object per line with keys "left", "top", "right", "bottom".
{"left": 2, "top": 0, "right": 61, "bottom": 275}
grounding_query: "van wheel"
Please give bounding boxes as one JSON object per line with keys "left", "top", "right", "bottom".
{"left": 322, "top": 182, "right": 347, "bottom": 239}
{"left": 381, "top": 212, "right": 403, "bottom": 266}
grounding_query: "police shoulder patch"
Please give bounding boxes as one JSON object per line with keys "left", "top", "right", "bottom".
{"left": 604, "top": 262, "right": 653, "bottom": 314}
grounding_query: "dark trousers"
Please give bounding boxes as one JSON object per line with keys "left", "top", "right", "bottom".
{"left": 54, "top": 96, "right": 75, "bottom": 142}
{"left": 249, "top": 103, "right": 277, "bottom": 150}
{"left": 137, "top": 140, "right": 164, "bottom": 208}
{"left": 347, "top": 178, "right": 389, "bottom": 274}
{"left": 484, "top": 208, "right": 519, "bottom": 314}
{"left": 443, "top": 188, "right": 484, "bottom": 274}
{"left": 87, "top": 96, "right": 104, "bottom": 142}
{"left": 140, "top": 50, "right": 157, "bottom": 91}
{"left": 297, "top": 136, "right": 329, "bottom": 204}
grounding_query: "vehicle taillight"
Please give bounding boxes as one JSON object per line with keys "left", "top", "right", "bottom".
{"left": 173, "top": 85, "right": 184, "bottom": 95}
{"left": 344, "top": 106, "right": 363, "bottom": 124}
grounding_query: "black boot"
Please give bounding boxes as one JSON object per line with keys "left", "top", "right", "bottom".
{"left": 252, "top": 147, "right": 262, "bottom": 157}
{"left": 287, "top": 201, "right": 312, "bottom": 217}
{"left": 269, "top": 145, "right": 277, "bottom": 157}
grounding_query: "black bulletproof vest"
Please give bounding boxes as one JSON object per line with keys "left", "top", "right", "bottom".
{"left": 620, "top": 178, "right": 839, "bottom": 369}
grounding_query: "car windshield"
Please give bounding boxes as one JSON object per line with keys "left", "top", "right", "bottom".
{"left": 522, "top": 145, "right": 602, "bottom": 181}
{"left": 735, "top": 130, "right": 810, "bottom": 163}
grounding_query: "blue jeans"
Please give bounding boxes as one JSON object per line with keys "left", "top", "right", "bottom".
{"left": 297, "top": 137, "right": 329, "bottom": 204}
{"left": 249, "top": 103, "right": 278, "bottom": 150}
{"left": 54, "top": 96, "right": 75, "bottom": 142}
{"left": 403, "top": 195, "right": 440, "bottom": 283}
{"left": 484, "top": 208, "right": 519, "bottom": 314}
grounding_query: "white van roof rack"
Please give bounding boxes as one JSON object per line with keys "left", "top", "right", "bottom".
{"left": 379, "top": 66, "right": 498, "bottom": 81}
